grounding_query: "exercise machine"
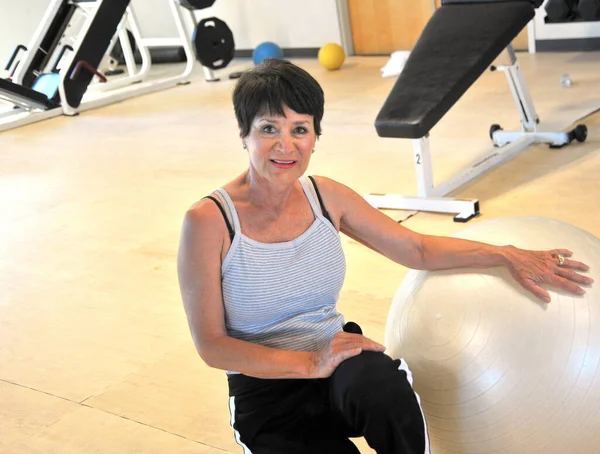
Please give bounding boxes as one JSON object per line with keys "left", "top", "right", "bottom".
{"left": 367, "top": 0, "right": 588, "bottom": 222}
{"left": 0, "top": 0, "right": 203, "bottom": 132}
{"left": 1, "top": 0, "right": 80, "bottom": 128}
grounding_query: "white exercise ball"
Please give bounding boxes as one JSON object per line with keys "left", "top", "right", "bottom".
{"left": 385, "top": 217, "right": 600, "bottom": 454}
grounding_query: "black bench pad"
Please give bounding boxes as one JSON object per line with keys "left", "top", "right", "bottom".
{"left": 375, "top": 2, "right": 535, "bottom": 139}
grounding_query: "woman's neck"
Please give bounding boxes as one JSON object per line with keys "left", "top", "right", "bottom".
{"left": 238, "top": 170, "right": 300, "bottom": 213}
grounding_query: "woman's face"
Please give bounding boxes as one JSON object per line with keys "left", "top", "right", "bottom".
{"left": 243, "top": 104, "right": 317, "bottom": 186}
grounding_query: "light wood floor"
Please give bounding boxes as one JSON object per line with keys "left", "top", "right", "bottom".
{"left": 1, "top": 52, "right": 599, "bottom": 454}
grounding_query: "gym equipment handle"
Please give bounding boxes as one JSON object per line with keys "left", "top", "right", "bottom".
{"left": 52, "top": 45, "right": 74, "bottom": 73}
{"left": 69, "top": 60, "right": 107, "bottom": 83}
{"left": 5, "top": 45, "right": 28, "bottom": 72}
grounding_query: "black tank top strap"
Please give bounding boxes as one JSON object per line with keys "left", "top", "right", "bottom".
{"left": 307, "top": 175, "right": 334, "bottom": 226}
{"left": 204, "top": 195, "right": 235, "bottom": 242}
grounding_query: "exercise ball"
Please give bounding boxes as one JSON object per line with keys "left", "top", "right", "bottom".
{"left": 252, "top": 42, "right": 283, "bottom": 65}
{"left": 318, "top": 43, "right": 345, "bottom": 70}
{"left": 385, "top": 217, "right": 600, "bottom": 454}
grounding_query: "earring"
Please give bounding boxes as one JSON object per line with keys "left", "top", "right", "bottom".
{"left": 243, "top": 144, "right": 247, "bottom": 149}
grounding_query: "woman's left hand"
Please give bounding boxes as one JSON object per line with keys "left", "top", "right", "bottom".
{"left": 505, "top": 248, "right": 594, "bottom": 303}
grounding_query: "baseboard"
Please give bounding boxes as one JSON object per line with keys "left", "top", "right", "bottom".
{"left": 234, "top": 48, "right": 319, "bottom": 58}
{"left": 535, "top": 38, "right": 600, "bottom": 52}
{"left": 141, "top": 47, "right": 319, "bottom": 64}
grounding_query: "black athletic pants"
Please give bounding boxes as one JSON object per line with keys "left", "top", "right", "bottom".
{"left": 227, "top": 323, "right": 430, "bottom": 453}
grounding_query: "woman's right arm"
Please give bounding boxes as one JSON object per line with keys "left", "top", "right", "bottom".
{"left": 177, "top": 200, "right": 385, "bottom": 379}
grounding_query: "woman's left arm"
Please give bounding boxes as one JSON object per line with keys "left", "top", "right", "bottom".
{"left": 317, "top": 177, "right": 593, "bottom": 303}
{"left": 420, "top": 235, "right": 592, "bottom": 302}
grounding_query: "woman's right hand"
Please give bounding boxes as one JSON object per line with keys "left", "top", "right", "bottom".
{"left": 310, "top": 331, "right": 386, "bottom": 378}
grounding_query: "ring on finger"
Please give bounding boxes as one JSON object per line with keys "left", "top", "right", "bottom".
{"left": 557, "top": 254, "right": 565, "bottom": 266}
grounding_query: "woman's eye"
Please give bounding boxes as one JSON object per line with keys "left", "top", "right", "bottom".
{"left": 262, "top": 125, "right": 275, "bottom": 133}
{"left": 294, "top": 127, "right": 307, "bottom": 134}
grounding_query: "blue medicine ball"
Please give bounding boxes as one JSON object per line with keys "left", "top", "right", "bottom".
{"left": 252, "top": 42, "right": 284, "bottom": 65}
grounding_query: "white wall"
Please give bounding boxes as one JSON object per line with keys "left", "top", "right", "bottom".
{"left": 132, "top": 0, "right": 343, "bottom": 49}
{"left": 1, "top": 0, "right": 343, "bottom": 80}
{"left": 0, "top": 0, "right": 50, "bottom": 79}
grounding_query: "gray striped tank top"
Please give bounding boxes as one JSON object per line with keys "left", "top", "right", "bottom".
{"left": 212, "top": 177, "right": 346, "bottom": 360}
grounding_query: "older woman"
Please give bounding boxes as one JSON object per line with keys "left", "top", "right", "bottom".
{"left": 177, "top": 58, "right": 592, "bottom": 454}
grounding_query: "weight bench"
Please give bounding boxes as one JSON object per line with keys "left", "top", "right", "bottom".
{"left": 367, "top": 0, "right": 588, "bottom": 222}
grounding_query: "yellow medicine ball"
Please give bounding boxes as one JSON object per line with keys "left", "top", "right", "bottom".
{"left": 318, "top": 43, "right": 345, "bottom": 70}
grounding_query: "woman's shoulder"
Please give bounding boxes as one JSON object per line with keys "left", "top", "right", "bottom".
{"left": 184, "top": 197, "right": 225, "bottom": 234}
{"left": 184, "top": 183, "right": 236, "bottom": 234}
{"left": 306, "top": 175, "right": 352, "bottom": 200}
{"left": 307, "top": 175, "right": 370, "bottom": 212}
{"left": 306, "top": 175, "right": 358, "bottom": 228}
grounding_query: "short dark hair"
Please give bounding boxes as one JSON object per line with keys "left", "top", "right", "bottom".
{"left": 232, "top": 58, "right": 324, "bottom": 138}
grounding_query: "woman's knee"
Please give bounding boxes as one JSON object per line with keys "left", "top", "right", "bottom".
{"left": 331, "top": 351, "right": 418, "bottom": 412}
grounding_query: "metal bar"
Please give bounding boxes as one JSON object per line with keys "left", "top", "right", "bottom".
{"left": 364, "top": 194, "right": 479, "bottom": 223}
{"left": 495, "top": 46, "right": 539, "bottom": 132}
{"left": 0, "top": 108, "right": 63, "bottom": 133}
{"left": 433, "top": 135, "right": 535, "bottom": 197}
{"left": 168, "top": 0, "right": 195, "bottom": 80}
{"left": 412, "top": 136, "right": 434, "bottom": 197}
{"left": 510, "top": 62, "right": 539, "bottom": 130}
{"left": 12, "top": 0, "right": 67, "bottom": 85}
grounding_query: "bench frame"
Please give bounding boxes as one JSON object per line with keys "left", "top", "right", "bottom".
{"left": 365, "top": 44, "right": 585, "bottom": 222}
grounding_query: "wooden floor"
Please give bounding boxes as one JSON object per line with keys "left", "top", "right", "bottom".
{"left": 1, "top": 52, "right": 599, "bottom": 454}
